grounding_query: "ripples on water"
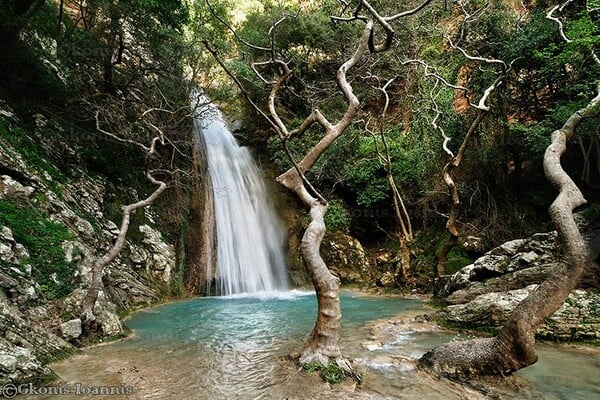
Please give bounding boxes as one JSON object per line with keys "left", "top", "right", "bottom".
{"left": 37, "top": 291, "right": 600, "bottom": 400}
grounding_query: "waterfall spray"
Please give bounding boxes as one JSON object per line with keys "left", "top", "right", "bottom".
{"left": 192, "top": 92, "right": 289, "bottom": 296}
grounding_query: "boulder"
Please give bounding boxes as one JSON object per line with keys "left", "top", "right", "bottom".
{"left": 0, "top": 355, "right": 17, "bottom": 373}
{"left": 435, "top": 213, "right": 600, "bottom": 341}
{"left": 62, "top": 289, "right": 123, "bottom": 337}
{"left": 0, "top": 175, "right": 35, "bottom": 200}
{"left": 59, "top": 319, "right": 82, "bottom": 341}
{"left": 438, "top": 232, "right": 560, "bottom": 297}
{"left": 441, "top": 286, "right": 600, "bottom": 340}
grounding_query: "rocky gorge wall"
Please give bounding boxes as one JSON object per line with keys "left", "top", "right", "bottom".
{"left": 0, "top": 105, "right": 182, "bottom": 384}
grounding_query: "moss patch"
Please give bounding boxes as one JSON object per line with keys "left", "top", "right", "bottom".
{"left": 0, "top": 199, "right": 76, "bottom": 299}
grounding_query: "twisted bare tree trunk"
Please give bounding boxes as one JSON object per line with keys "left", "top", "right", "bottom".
{"left": 419, "top": 87, "right": 600, "bottom": 377}
{"left": 436, "top": 112, "right": 485, "bottom": 276}
{"left": 378, "top": 78, "right": 413, "bottom": 281}
{"left": 80, "top": 134, "right": 168, "bottom": 327}
{"left": 275, "top": 24, "right": 372, "bottom": 370}
{"left": 204, "top": 0, "right": 433, "bottom": 370}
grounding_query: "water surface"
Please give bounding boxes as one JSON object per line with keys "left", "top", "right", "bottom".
{"left": 34, "top": 291, "right": 600, "bottom": 400}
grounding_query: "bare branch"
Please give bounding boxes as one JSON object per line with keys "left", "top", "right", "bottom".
{"left": 402, "top": 59, "right": 469, "bottom": 93}
{"left": 546, "top": 5, "right": 573, "bottom": 43}
{"left": 428, "top": 81, "right": 454, "bottom": 157}
{"left": 81, "top": 120, "right": 169, "bottom": 325}
{"left": 96, "top": 111, "right": 149, "bottom": 152}
{"left": 267, "top": 60, "right": 294, "bottom": 139}
{"left": 477, "top": 75, "right": 504, "bottom": 111}
{"left": 202, "top": 40, "right": 278, "bottom": 132}
{"left": 386, "top": 0, "right": 435, "bottom": 22}
{"left": 547, "top": 2, "right": 600, "bottom": 65}
{"left": 251, "top": 61, "right": 278, "bottom": 84}
{"left": 446, "top": 35, "right": 507, "bottom": 70}
{"left": 204, "top": 0, "right": 271, "bottom": 51}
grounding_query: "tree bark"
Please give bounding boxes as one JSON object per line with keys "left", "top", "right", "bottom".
{"left": 369, "top": 77, "right": 414, "bottom": 281}
{"left": 274, "top": 25, "right": 372, "bottom": 370}
{"left": 436, "top": 112, "right": 485, "bottom": 276}
{"left": 204, "top": 0, "right": 432, "bottom": 370}
{"left": 419, "top": 88, "right": 600, "bottom": 377}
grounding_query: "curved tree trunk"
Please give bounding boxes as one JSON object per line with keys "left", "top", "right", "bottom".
{"left": 435, "top": 105, "right": 487, "bottom": 277}
{"left": 300, "top": 206, "right": 344, "bottom": 365}
{"left": 80, "top": 137, "right": 168, "bottom": 328}
{"left": 369, "top": 78, "right": 414, "bottom": 281}
{"left": 274, "top": 25, "right": 372, "bottom": 370}
{"left": 419, "top": 88, "right": 600, "bottom": 377}
{"left": 204, "top": 0, "right": 434, "bottom": 370}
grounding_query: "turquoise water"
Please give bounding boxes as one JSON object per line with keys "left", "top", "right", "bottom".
{"left": 126, "top": 290, "right": 423, "bottom": 346}
{"left": 37, "top": 291, "right": 600, "bottom": 400}
{"left": 515, "top": 344, "right": 600, "bottom": 400}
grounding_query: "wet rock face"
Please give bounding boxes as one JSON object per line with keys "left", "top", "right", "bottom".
{"left": 436, "top": 218, "right": 600, "bottom": 341}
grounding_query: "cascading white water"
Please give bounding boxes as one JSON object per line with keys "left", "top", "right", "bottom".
{"left": 192, "top": 93, "right": 289, "bottom": 296}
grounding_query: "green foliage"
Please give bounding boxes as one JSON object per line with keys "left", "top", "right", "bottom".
{"left": 320, "top": 363, "right": 347, "bottom": 385}
{"left": 227, "top": 59, "right": 268, "bottom": 101}
{"left": 445, "top": 247, "right": 474, "bottom": 274}
{"left": 508, "top": 95, "right": 590, "bottom": 159}
{"left": 0, "top": 199, "right": 76, "bottom": 300}
{"left": 509, "top": 123, "right": 551, "bottom": 159}
{"left": 345, "top": 127, "right": 438, "bottom": 208}
{"left": 138, "top": 0, "right": 189, "bottom": 29}
{"left": 343, "top": 132, "right": 389, "bottom": 207}
{"left": 303, "top": 362, "right": 322, "bottom": 373}
{"left": 302, "top": 362, "right": 348, "bottom": 384}
{"left": 324, "top": 199, "right": 350, "bottom": 233}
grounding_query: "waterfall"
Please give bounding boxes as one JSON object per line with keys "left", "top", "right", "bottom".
{"left": 192, "top": 93, "right": 289, "bottom": 296}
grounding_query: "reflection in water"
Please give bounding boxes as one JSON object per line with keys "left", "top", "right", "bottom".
{"left": 36, "top": 292, "right": 600, "bottom": 400}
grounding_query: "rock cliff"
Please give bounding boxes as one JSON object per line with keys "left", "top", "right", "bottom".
{"left": 0, "top": 106, "right": 180, "bottom": 384}
{"left": 435, "top": 211, "right": 600, "bottom": 341}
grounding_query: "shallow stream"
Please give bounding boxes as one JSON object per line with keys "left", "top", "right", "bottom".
{"left": 24, "top": 291, "right": 600, "bottom": 399}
